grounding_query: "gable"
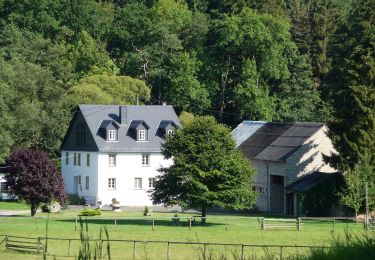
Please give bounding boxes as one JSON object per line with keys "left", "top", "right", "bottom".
{"left": 60, "top": 108, "right": 99, "bottom": 151}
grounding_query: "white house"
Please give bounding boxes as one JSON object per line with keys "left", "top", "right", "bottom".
{"left": 231, "top": 121, "right": 336, "bottom": 216}
{"left": 60, "top": 104, "right": 181, "bottom": 206}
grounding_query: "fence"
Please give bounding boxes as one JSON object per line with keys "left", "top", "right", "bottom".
{"left": 0, "top": 234, "right": 330, "bottom": 259}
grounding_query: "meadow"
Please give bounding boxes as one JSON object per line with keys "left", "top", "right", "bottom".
{"left": 0, "top": 205, "right": 365, "bottom": 259}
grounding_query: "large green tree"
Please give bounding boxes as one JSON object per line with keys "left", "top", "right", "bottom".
{"left": 151, "top": 116, "right": 257, "bottom": 221}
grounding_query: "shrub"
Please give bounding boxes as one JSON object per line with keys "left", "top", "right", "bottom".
{"left": 80, "top": 209, "right": 102, "bottom": 216}
{"left": 143, "top": 206, "right": 150, "bottom": 216}
{"left": 67, "top": 194, "right": 86, "bottom": 205}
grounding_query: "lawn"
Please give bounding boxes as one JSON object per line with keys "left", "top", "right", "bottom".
{"left": 0, "top": 208, "right": 365, "bottom": 259}
{"left": 0, "top": 201, "right": 29, "bottom": 210}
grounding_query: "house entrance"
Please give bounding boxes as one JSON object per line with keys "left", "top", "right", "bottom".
{"left": 286, "top": 192, "right": 294, "bottom": 215}
{"left": 73, "top": 176, "right": 78, "bottom": 194}
{"left": 270, "top": 175, "right": 284, "bottom": 214}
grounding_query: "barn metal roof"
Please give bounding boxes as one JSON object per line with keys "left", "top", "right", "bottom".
{"left": 232, "top": 121, "right": 324, "bottom": 162}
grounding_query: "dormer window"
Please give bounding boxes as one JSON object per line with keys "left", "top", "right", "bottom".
{"left": 138, "top": 129, "right": 147, "bottom": 141}
{"left": 107, "top": 129, "right": 117, "bottom": 141}
{"left": 167, "top": 129, "right": 174, "bottom": 136}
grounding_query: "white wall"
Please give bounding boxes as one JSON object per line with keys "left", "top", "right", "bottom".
{"left": 61, "top": 151, "right": 99, "bottom": 204}
{"left": 97, "top": 152, "right": 172, "bottom": 206}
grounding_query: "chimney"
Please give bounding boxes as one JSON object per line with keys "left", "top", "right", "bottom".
{"left": 119, "top": 106, "right": 127, "bottom": 125}
{"left": 162, "top": 102, "right": 167, "bottom": 106}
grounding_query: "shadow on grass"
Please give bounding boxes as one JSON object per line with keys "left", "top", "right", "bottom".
{"left": 56, "top": 217, "right": 224, "bottom": 227}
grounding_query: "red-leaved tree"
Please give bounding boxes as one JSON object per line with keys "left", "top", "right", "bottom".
{"left": 6, "top": 149, "right": 66, "bottom": 216}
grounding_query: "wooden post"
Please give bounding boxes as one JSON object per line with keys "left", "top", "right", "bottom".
{"left": 115, "top": 219, "right": 117, "bottom": 232}
{"left": 152, "top": 218, "right": 155, "bottom": 231}
{"left": 225, "top": 218, "right": 228, "bottom": 231}
{"left": 280, "top": 246, "right": 283, "bottom": 260}
{"left": 100, "top": 239, "right": 103, "bottom": 258}
{"left": 241, "top": 245, "right": 244, "bottom": 260}
{"left": 261, "top": 218, "right": 264, "bottom": 230}
{"left": 203, "top": 243, "right": 207, "bottom": 260}
{"left": 68, "top": 239, "right": 71, "bottom": 256}
{"left": 189, "top": 218, "right": 192, "bottom": 230}
{"left": 133, "top": 241, "right": 136, "bottom": 259}
{"left": 297, "top": 218, "right": 301, "bottom": 231}
{"left": 366, "top": 182, "right": 369, "bottom": 230}
{"left": 167, "top": 242, "right": 170, "bottom": 260}
{"left": 37, "top": 237, "right": 41, "bottom": 254}
{"left": 75, "top": 217, "right": 78, "bottom": 231}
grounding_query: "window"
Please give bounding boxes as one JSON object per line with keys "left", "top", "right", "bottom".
{"left": 0, "top": 182, "right": 8, "bottom": 193}
{"left": 87, "top": 153, "right": 90, "bottom": 167}
{"left": 148, "top": 178, "right": 155, "bottom": 189}
{"left": 167, "top": 129, "right": 174, "bottom": 135}
{"left": 108, "top": 154, "right": 116, "bottom": 166}
{"left": 141, "top": 154, "right": 150, "bottom": 166}
{"left": 138, "top": 129, "right": 146, "bottom": 141}
{"left": 107, "top": 129, "right": 117, "bottom": 141}
{"left": 76, "top": 123, "right": 86, "bottom": 146}
{"left": 74, "top": 153, "right": 77, "bottom": 165}
{"left": 78, "top": 175, "right": 81, "bottom": 185}
{"left": 134, "top": 178, "right": 142, "bottom": 189}
{"left": 108, "top": 178, "right": 116, "bottom": 189}
{"left": 77, "top": 153, "right": 81, "bottom": 166}
{"left": 65, "top": 152, "right": 69, "bottom": 165}
{"left": 85, "top": 176, "right": 89, "bottom": 190}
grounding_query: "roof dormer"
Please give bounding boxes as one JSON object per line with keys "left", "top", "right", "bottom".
{"left": 129, "top": 120, "right": 150, "bottom": 141}
{"left": 158, "top": 120, "right": 178, "bottom": 138}
{"left": 99, "top": 120, "right": 120, "bottom": 141}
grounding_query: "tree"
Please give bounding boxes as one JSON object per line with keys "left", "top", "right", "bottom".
{"left": 151, "top": 116, "right": 257, "bottom": 222}
{"left": 6, "top": 149, "right": 66, "bottom": 216}
{"left": 327, "top": 0, "right": 375, "bottom": 170}
{"left": 340, "top": 164, "right": 375, "bottom": 219}
{"left": 66, "top": 74, "right": 151, "bottom": 106}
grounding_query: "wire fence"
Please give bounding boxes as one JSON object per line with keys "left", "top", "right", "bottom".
{"left": 0, "top": 215, "right": 361, "bottom": 233}
{"left": 0, "top": 234, "right": 331, "bottom": 260}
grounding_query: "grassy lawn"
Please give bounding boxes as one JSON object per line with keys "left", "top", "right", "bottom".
{"left": 0, "top": 209, "right": 365, "bottom": 259}
{"left": 0, "top": 201, "right": 29, "bottom": 210}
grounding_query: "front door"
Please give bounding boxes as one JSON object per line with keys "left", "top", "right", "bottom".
{"left": 73, "top": 176, "right": 78, "bottom": 194}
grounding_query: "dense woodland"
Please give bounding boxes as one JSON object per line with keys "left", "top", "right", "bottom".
{"left": 0, "top": 0, "right": 374, "bottom": 181}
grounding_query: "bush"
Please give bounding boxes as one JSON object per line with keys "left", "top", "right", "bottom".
{"left": 67, "top": 194, "right": 86, "bottom": 205}
{"left": 80, "top": 209, "right": 102, "bottom": 216}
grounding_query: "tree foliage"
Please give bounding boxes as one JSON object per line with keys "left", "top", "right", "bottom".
{"left": 6, "top": 149, "right": 66, "bottom": 216}
{"left": 151, "top": 116, "right": 257, "bottom": 219}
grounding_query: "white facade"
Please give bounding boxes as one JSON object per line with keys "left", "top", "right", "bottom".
{"left": 61, "top": 151, "right": 172, "bottom": 206}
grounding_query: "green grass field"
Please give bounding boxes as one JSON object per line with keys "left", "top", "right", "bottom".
{"left": 0, "top": 207, "right": 365, "bottom": 259}
{"left": 0, "top": 201, "right": 30, "bottom": 210}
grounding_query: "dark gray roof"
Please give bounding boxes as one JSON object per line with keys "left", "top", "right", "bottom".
{"left": 78, "top": 104, "right": 181, "bottom": 152}
{"left": 232, "top": 121, "right": 324, "bottom": 162}
{"left": 285, "top": 172, "right": 339, "bottom": 192}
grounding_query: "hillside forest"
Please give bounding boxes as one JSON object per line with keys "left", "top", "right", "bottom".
{"left": 0, "top": 0, "right": 374, "bottom": 179}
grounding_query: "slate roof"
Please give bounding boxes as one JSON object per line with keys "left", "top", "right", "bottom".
{"left": 71, "top": 105, "right": 180, "bottom": 153}
{"left": 284, "top": 172, "right": 339, "bottom": 192}
{"left": 232, "top": 121, "right": 324, "bottom": 162}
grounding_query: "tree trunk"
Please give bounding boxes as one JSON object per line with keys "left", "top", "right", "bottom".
{"left": 201, "top": 206, "right": 206, "bottom": 224}
{"left": 31, "top": 204, "right": 37, "bottom": 216}
{"left": 355, "top": 211, "right": 358, "bottom": 224}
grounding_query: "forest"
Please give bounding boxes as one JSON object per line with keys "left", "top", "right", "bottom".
{"left": 0, "top": 0, "right": 374, "bottom": 180}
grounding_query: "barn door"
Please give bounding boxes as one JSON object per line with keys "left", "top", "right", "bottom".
{"left": 270, "top": 175, "right": 284, "bottom": 214}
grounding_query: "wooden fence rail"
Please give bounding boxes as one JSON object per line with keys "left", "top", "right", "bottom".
{"left": 0, "top": 234, "right": 330, "bottom": 260}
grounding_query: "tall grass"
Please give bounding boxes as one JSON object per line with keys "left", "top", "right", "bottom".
{"left": 78, "top": 217, "right": 111, "bottom": 260}
{"left": 298, "top": 230, "right": 375, "bottom": 260}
